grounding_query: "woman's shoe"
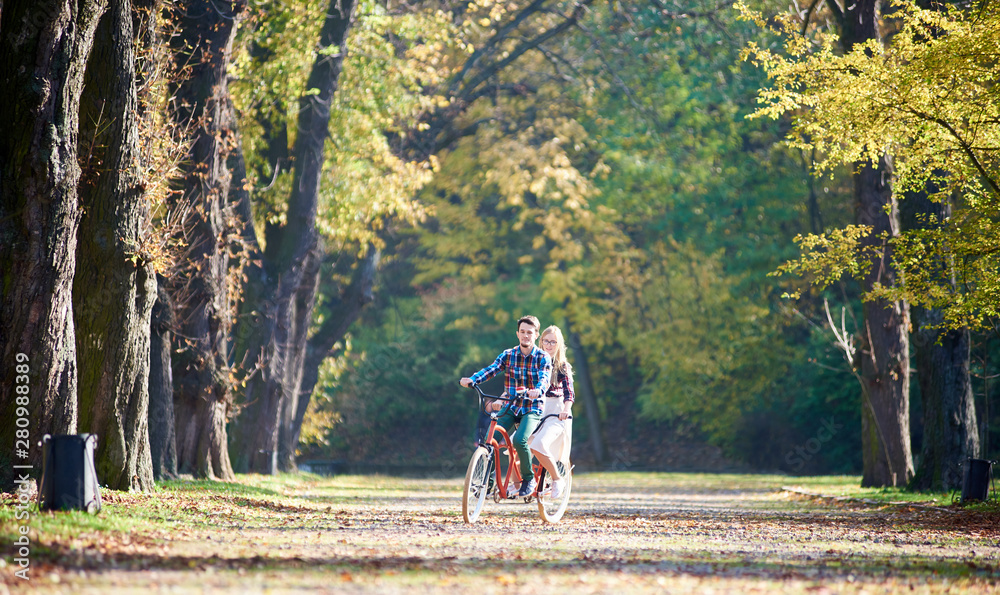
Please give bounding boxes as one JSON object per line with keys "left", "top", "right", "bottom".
{"left": 550, "top": 478, "right": 565, "bottom": 499}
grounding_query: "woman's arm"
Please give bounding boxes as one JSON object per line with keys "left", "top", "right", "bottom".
{"left": 560, "top": 372, "right": 574, "bottom": 419}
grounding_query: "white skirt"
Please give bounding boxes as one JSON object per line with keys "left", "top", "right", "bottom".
{"left": 528, "top": 396, "right": 572, "bottom": 464}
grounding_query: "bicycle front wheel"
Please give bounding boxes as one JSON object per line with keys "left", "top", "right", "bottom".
{"left": 537, "top": 460, "right": 572, "bottom": 523}
{"left": 463, "top": 446, "right": 492, "bottom": 523}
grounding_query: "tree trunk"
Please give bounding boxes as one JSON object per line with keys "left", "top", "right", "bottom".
{"left": 74, "top": 0, "right": 157, "bottom": 491}
{"left": 910, "top": 312, "right": 978, "bottom": 490}
{"left": 0, "top": 0, "right": 105, "bottom": 491}
{"left": 901, "top": 186, "right": 978, "bottom": 491}
{"left": 856, "top": 159, "right": 914, "bottom": 487}
{"left": 133, "top": 0, "right": 174, "bottom": 483}
{"left": 833, "top": 0, "right": 914, "bottom": 487}
{"left": 565, "top": 320, "right": 607, "bottom": 465}
{"left": 230, "top": 0, "right": 357, "bottom": 474}
{"left": 276, "top": 244, "right": 324, "bottom": 472}
{"left": 174, "top": 386, "right": 234, "bottom": 480}
{"left": 149, "top": 280, "right": 178, "bottom": 481}
{"left": 231, "top": 268, "right": 300, "bottom": 473}
{"left": 165, "top": 0, "right": 246, "bottom": 480}
{"left": 278, "top": 245, "right": 380, "bottom": 471}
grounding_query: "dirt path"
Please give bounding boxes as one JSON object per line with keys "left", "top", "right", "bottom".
{"left": 5, "top": 472, "right": 999, "bottom": 594}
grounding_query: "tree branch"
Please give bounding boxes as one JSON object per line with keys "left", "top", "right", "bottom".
{"left": 448, "top": 0, "right": 549, "bottom": 95}
{"left": 456, "top": 0, "right": 595, "bottom": 102}
{"left": 907, "top": 107, "right": 1000, "bottom": 199}
{"left": 800, "top": 0, "right": 826, "bottom": 37}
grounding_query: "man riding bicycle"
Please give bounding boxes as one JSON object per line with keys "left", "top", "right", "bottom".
{"left": 460, "top": 315, "right": 552, "bottom": 498}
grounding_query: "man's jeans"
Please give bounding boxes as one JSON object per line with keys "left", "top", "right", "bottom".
{"left": 474, "top": 412, "right": 491, "bottom": 446}
{"left": 494, "top": 410, "right": 541, "bottom": 484}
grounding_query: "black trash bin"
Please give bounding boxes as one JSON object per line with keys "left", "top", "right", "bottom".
{"left": 38, "top": 434, "right": 102, "bottom": 514}
{"left": 960, "top": 458, "right": 995, "bottom": 504}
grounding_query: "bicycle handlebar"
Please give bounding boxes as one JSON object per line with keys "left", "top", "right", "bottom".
{"left": 467, "top": 385, "right": 574, "bottom": 422}
{"left": 467, "top": 384, "right": 533, "bottom": 417}
{"left": 539, "top": 413, "right": 573, "bottom": 421}
{"left": 467, "top": 384, "right": 528, "bottom": 402}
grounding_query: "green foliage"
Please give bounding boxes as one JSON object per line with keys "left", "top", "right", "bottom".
{"left": 231, "top": 0, "right": 435, "bottom": 247}
{"left": 771, "top": 225, "right": 878, "bottom": 297}
{"left": 565, "top": 2, "right": 859, "bottom": 465}
{"left": 582, "top": 2, "right": 830, "bottom": 267}
{"left": 629, "top": 242, "right": 770, "bottom": 437}
{"left": 741, "top": 0, "right": 1000, "bottom": 328}
{"left": 302, "top": 0, "right": 865, "bottom": 473}
{"left": 414, "top": 105, "right": 637, "bottom": 346}
{"left": 300, "top": 290, "right": 516, "bottom": 467}
{"left": 766, "top": 314, "right": 863, "bottom": 474}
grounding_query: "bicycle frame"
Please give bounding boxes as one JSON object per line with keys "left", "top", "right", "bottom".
{"left": 528, "top": 413, "right": 572, "bottom": 483}
{"left": 463, "top": 385, "right": 575, "bottom": 522}
{"left": 474, "top": 386, "right": 524, "bottom": 499}
{"left": 473, "top": 386, "right": 575, "bottom": 498}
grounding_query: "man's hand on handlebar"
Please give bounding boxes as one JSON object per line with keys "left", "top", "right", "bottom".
{"left": 526, "top": 388, "right": 541, "bottom": 398}
{"left": 460, "top": 377, "right": 473, "bottom": 387}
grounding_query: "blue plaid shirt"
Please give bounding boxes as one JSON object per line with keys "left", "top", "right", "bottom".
{"left": 470, "top": 345, "right": 552, "bottom": 416}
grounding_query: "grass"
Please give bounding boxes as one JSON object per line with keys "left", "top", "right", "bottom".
{"left": 780, "top": 475, "right": 957, "bottom": 504}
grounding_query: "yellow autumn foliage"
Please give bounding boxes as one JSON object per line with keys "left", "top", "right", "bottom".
{"left": 740, "top": 0, "right": 1000, "bottom": 327}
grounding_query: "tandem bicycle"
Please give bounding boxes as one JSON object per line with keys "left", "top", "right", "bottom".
{"left": 462, "top": 385, "right": 573, "bottom": 523}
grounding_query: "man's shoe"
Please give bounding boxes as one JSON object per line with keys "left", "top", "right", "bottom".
{"left": 550, "top": 477, "right": 565, "bottom": 500}
{"left": 518, "top": 478, "right": 537, "bottom": 497}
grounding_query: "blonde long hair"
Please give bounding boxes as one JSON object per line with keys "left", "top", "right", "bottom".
{"left": 541, "top": 325, "right": 573, "bottom": 379}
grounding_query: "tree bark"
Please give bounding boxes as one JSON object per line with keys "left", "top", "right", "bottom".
{"left": 149, "top": 280, "right": 178, "bottom": 481}
{"left": 901, "top": 188, "right": 979, "bottom": 491}
{"left": 565, "top": 320, "right": 607, "bottom": 465}
{"left": 855, "top": 159, "right": 914, "bottom": 487}
{"left": 0, "top": 0, "right": 106, "bottom": 491}
{"left": 74, "top": 0, "right": 157, "bottom": 491}
{"left": 910, "top": 312, "right": 978, "bottom": 490}
{"left": 832, "top": 0, "right": 914, "bottom": 487}
{"left": 132, "top": 0, "right": 174, "bottom": 483}
{"left": 165, "top": 0, "right": 246, "bottom": 481}
{"left": 278, "top": 244, "right": 381, "bottom": 471}
{"left": 276, "top": 244, "right": 324, "bottom": 472}
{"left": 230, "top": 0, "right": 357, "bottom": 474}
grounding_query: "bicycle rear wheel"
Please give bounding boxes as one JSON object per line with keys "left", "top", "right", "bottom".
{"left": 537, "top": 460, "right": 572, "bottom": 523}
{"left": 463, "top": 447, "right": 492, "bottom": 523}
